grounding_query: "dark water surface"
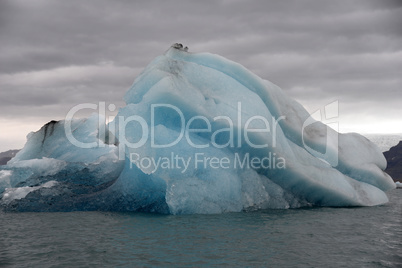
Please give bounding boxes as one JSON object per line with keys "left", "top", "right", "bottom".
{"left": 1, "top": 190, "right": 401, "bottom": 267}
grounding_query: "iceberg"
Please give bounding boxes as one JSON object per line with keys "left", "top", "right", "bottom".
{"left": 0, "top": 44, "right": 395, "bottom": 213}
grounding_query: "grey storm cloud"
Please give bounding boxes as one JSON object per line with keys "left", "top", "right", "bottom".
{"left": 0, "top": 0, "right": 401, "bottom": 151}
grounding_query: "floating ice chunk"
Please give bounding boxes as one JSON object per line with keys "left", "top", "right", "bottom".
{"left": 0, "top": 44, "right": 395, "bottom": 213}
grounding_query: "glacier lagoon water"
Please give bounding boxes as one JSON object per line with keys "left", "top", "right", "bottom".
{"left": 1, "top": 190, "right": 401, "bottom": 267}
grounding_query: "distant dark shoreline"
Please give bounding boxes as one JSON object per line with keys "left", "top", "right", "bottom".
{"left": 0, "top": 149, "right": 19, "bottom": 165}
{"left": 384, "top": 141, "right": 402, "bottom": 182}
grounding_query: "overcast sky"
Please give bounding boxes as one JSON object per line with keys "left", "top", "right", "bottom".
{"left": 0, "top": 0, "right": 401, "bottom": 152}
